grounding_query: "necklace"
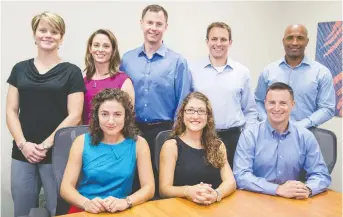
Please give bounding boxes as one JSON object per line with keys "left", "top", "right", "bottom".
{"left": 92, "top": 72, "right": 110, "bottom": 88}
{"left": 92, "top": 80, "right": 97, "bottom": 88}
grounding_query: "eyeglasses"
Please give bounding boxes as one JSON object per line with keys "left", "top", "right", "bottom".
{"left": 184, "top": 108, "right": 207, "bottom": 115}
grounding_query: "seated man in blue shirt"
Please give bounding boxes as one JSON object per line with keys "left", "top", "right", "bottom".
{"left": 234, "top": 82, "right": 331, "bottom": 199}
{"left": 254, "top": 24, "right": 335, "bottom": 129}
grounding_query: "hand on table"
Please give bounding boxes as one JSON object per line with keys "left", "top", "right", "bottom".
{"left": 84, "top": 197, "right": 106, "bottom": 213}
{"left": 103, "top": 196, "right": 130, "bottom": 213}
{"left": 276, "top": 180, "right": 310, "bottom": 199}
{"left": 186, "top": 182, "right": 217, "bottom": 205}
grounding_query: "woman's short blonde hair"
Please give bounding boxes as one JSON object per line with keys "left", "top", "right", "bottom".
{"left": 31, "top": 11, "right": 66, "bottom": 37}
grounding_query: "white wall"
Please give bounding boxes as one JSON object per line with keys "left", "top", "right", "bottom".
{"left": 1, "top": 1, "right": 342, "bottom": 216}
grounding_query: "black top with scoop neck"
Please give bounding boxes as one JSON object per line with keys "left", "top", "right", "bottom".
{"left": 7, "top": 58, "right": 85, "bottom": 163}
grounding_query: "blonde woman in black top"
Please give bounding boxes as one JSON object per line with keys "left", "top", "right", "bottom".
{"left": 159, "top": 92, "right": 236, "bottom": 205}
{"left": 6, "top": 12, "right": 84, "bottom": 217}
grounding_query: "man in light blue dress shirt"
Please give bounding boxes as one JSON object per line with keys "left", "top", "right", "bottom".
{"left": 255, "top": 24, "right": 335, "bottom": 129}
{"left": 234, "top": 82, "right": 331, "bottom": 199}
{"left": 190, "top": 22, "right": 258, "bottom": 167}
{"left": 120, "top": 5, "right": 192, "bottom": 194}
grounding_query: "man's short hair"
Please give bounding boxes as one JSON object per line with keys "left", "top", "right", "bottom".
{"left": 206, "top": 22, "right": 232, "bottom": 41}
{"left": 266, "top": 82, "right": 294, "bottom": 100}
{"left": 141, "top": 4, "right": 168, "bottom": 22}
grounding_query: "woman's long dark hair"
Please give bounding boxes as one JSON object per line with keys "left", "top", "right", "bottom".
{"left": 170, "top": 92, "right": 225, "bottom": 168}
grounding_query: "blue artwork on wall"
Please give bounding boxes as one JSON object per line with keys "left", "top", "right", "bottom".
{"left": 315, "top": 21, "right": 342, "bottom": 117}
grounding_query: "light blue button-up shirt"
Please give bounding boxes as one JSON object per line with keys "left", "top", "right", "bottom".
{"left": 255, "top": 56, "right": 335, "bottom": 128}
{"left": 190, "top": 57, "right": 258, "bottom": 129}
{"left": 233, "top": 120, "right": 331, "bottom": 196}
{"left": 120, "top": 44, "right": 192, "bottom": 122}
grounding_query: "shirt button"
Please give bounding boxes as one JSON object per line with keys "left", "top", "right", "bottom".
{"left": 148, "top": 60, "right": 151, "bottom": 63}
{"left": 145, "top": 119, "right": 147, "bottom": 121}
{"left": 279, "top": 156, "right": 282, "bottom": 158}
{"left": 145, "top": 89, "right": 148, "bottom": 92}
{"left": 278, "top": 171, "right": 281, "bottom": 174}
{"left": 144, "top": 104, "right": 147, "bottom": 107}
{"left": 145, "top": 74, "right": 148, "bottom": 76}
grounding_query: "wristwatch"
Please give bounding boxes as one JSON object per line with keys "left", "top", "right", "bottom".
{"left": 215, "top": 189, "right": 222, "bottom": 202}
{"left": 306, "top": 186, "right": 312, "bottom": 197}
{"left": 125, "top": 196, "right": 132, "bottom": 208}
{"left": 42, "top": 143, "right": 50, "bottom": 150}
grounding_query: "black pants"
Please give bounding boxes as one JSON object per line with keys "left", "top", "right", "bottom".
{"left": 217, "top": 127, "right": 242, "bottom": 169}
{"left": 134, "top": 121, "right": 173, "bottom": 199}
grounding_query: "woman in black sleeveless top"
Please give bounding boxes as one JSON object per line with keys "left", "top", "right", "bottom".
{"left": 159, "top": 92, "right": 236, "bottom": 205}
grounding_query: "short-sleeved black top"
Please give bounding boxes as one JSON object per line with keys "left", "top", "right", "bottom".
{"left": 173, "top": 137, "right": 222, "bottom": 189}
{"left": 7, "top": 58, "right": 86, "bottom": 164}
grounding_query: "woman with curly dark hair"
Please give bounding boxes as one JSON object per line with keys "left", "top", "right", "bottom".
{"left": 60, "top": 88, "right": 154, "bottom": 214}
{"left": 159, "top": 92, "right": 236, "bottom": 205}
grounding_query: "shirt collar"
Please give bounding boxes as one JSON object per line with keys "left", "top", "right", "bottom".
{"left": 203, "top": 56, "right": 234, "bottom": 70}
{"left": 265, "top": 119, "right": 292, "bottom": 138}
{"left": 137, "top": 42, "right": 167, "bottom": 57}
{"left": 279, "top": 55, "right": 310, "bottom": 67}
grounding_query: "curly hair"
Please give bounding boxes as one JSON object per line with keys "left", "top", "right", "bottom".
{"left": 89, "top": 88, "right": 139, "bottom": 145}
{"left": 170, "top": 92, "right": 225, "bottom": 168}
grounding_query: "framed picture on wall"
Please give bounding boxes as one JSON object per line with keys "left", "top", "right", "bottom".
{"left": 315, "top": 21, "right": 342, "bottom": 117}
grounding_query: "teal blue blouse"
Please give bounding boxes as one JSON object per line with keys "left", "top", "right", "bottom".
{"left": 77, "top": 133, "right": 136, "bottom": 199}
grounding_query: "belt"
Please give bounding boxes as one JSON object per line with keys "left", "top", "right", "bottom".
{"left": 217, "top": 126, "right": 242, "bottom": 133}
{"left": 136, "top": 120, "right": 173, "bottom": 129}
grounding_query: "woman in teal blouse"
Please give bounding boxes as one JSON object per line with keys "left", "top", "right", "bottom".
{"left": 60, "top": 88, "right": 154, "bottom": 214}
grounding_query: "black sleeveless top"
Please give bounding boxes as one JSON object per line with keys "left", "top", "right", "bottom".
{"left": 173, "top": 137, "right": 222, "bottom": 189}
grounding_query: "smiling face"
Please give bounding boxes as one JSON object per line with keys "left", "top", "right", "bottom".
{"left": 283, "top": 25, "right": 309, "bottom": 60}
{"left": 265, "top": 89, "right": 295, "bottom": 126}
{"left": 140, "top": 10, "right": 168, "bottom": 45}
{"left": 98, "top": 99, "right": 125, "bottom": 137}
{"left": 89, "top": 33, "right": 113, "bottom": 64}
{"left": 34, "top": 19, "right": 63, "bottom": 52}
{"left": 207, "top": 26, "right": 231, "bottom": 60}
{"left": 183, "top": 98, "right": 208, "bottom": 133}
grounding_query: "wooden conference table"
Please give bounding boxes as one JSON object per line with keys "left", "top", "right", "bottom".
{"left": 57, "top": 190, "right": 342, "bottom": 217}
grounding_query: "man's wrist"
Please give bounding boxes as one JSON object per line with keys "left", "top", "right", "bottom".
{"left": 276, "top": 185, "right": 282, "bottom": 196}
{"left": 306, "top": 186, "right": 312, "bottom": 197}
